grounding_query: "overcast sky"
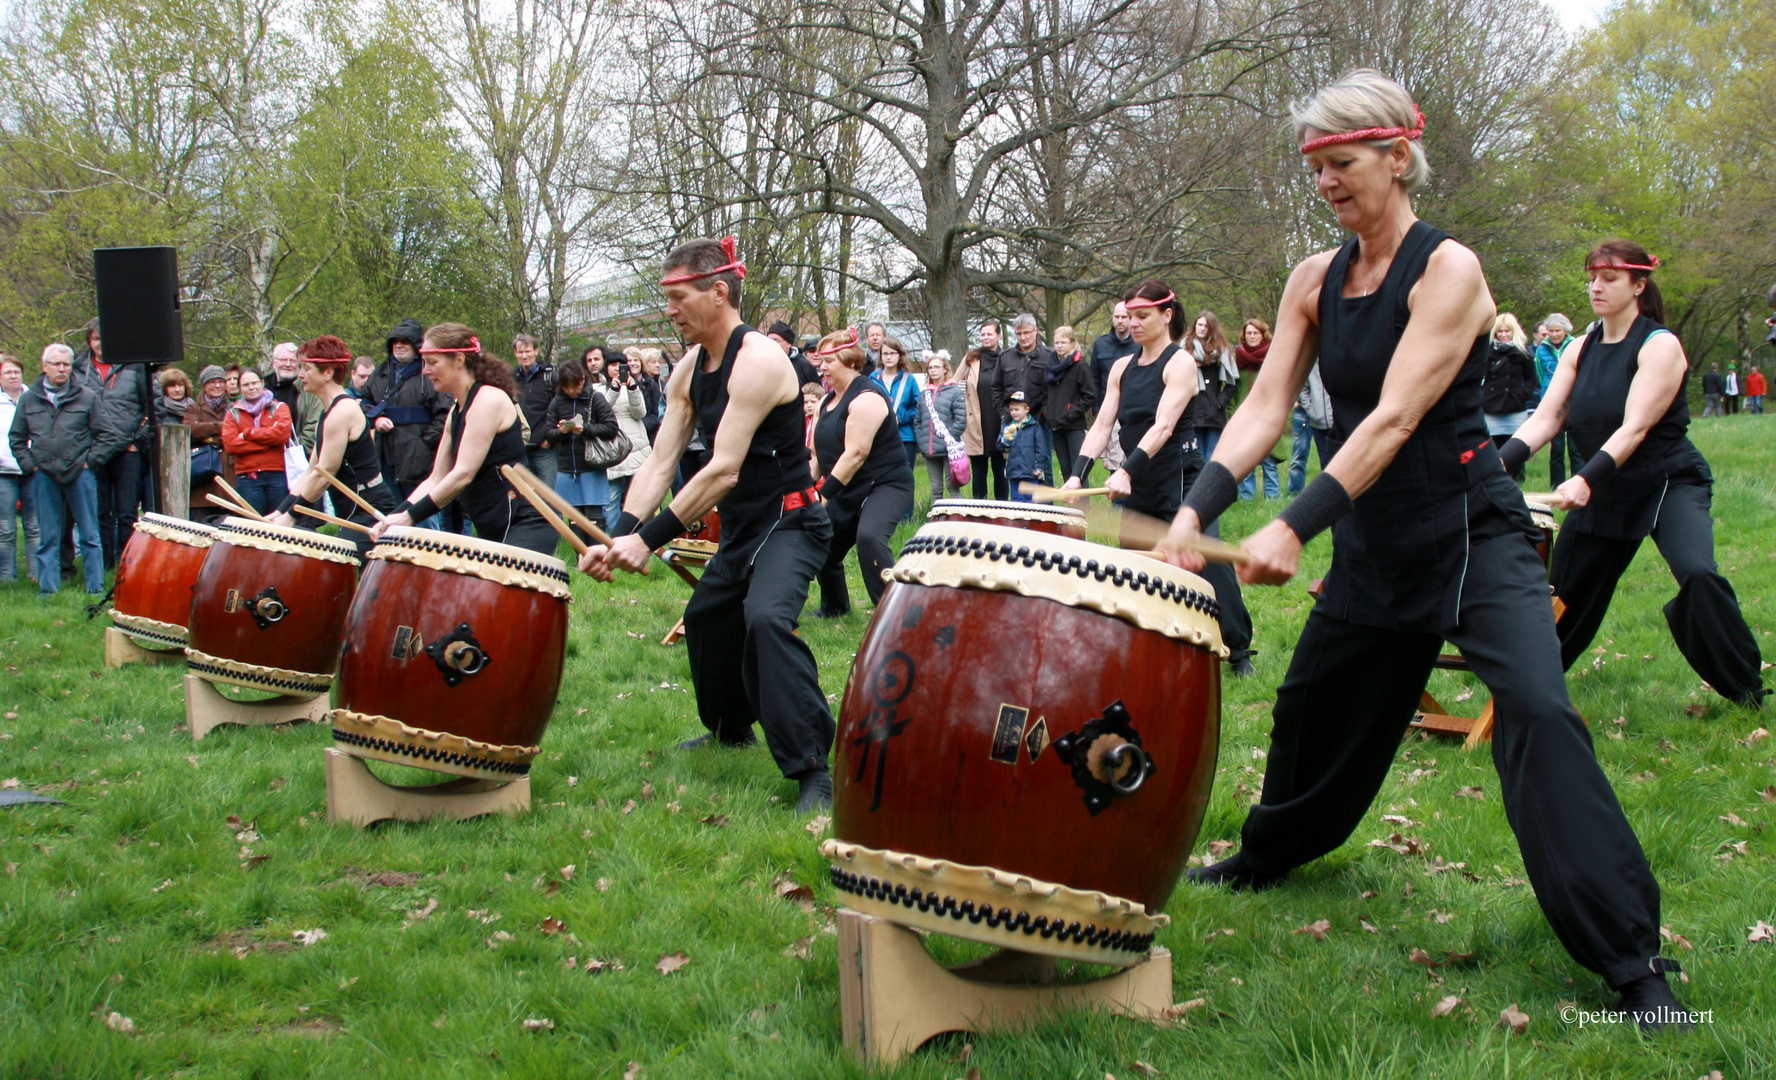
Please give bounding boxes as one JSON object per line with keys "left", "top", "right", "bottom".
{"left": 1547, "top": 0, "right": 1608, "bottom": 29}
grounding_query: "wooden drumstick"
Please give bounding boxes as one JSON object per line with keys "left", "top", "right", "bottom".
{"left": 1114, "top": 504, "right": 1250, "bottom": 565}
{"left": 292, "top": 504, "right": 374, "bottom": 534}
{"left": 1522, "top": 491, "right": 1562, "bottom": 505}
{"left": 1019, "top": 482, "right": 1112, "bottom": 503}
{"left": 499, "top": 465, "right": 590, "bottom": 556}
{"left": 205, "top": 491, "right": 265, "bottom": 521}
{"left": 508, "top": 462, "right": 701, "bottom": 588}
{"left": 308, "top": 463, "right": 387, "bottom": 521}
{"left": 212, "top": 476, "right": 267, "bottom": 521}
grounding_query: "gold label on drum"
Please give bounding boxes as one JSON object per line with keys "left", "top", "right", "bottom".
{"left": 224, "top": 589, "right": 241, "bottom": 613}
{"left": 390, "top": 625, "right": 424, "bottom": 661}
{"left": 990, "top": 704, "right": 1029, "bottom": 764}
{"left": 1024, "top": 716, "right": 1050, "bottom": 762}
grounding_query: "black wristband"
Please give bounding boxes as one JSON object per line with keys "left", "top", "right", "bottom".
{"left": 818, "top": 473, "right": 848, "bottom": 500}
{"left": 392, "top": 499, "right": 411, "bottom": 515}
{"left": 275, "top": 492, "right": 301, "bottom": 516}
{"left": 1576, "top": 450, "right": 1617, "bottom": 488}
{"left": 1277, "top": 472, "right": 1353, "bottom": 544}
{"left": 1121, "top": 447, "right": 1151, "bottom": 481}
{"left": 611, "top": 511, "right": 642, "bottom": 538}
{"left": 1068, "top": 453, "right": 1093, "bottom": 482}
{"left": 636, "top": 507, "right": 687, "bottom": 551}
{"left": 1181, "top": 460, "right": 1239, "bottom": 530}
{"left": 1498, "top": 437, "right": 1532, "bottom": 473}
{"left": 406, "top": 495, "right": 439, "bottom": 523}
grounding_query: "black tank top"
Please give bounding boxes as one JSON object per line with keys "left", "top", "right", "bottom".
{"left": 1316, "top": 220, "right": 1536, "bottom": 633}
{"left": 1115, "top": 344, "right": 1195, "bottom": 516}
{"left": 689, "top": 324, "right": 821, "bottom": 568}
{"left": 315, "top": 394, "right": 381, "bottom": 489}
{"left": 1563, "top": 315, "right": 1708, "bottom": 540}
{"left": 814, "top": 376, "right": 912, "bottom": 511}
{"left": 448, "top": 382, "right": 530, "bottom": 528}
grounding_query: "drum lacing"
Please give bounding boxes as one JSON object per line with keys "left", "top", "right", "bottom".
{"left": 141, "top": 518, "right": 217, "bottom": 540}
{"left": 376, "top": 533, "right": 570, "bottom": 585}
{"left": 331, "top": 727, "right": 532, "bottom": 775}
{"left": 828, "top": 866, "right": 1156, "bottom": 953}
{"left": 186, "top": 659, "right": 330, "bottom": 693}
{"left": 898, "top": 534, "right": 1221, "bottom": 621}
{"left": 220, "top": 523, "right": 362, "bottom": 563}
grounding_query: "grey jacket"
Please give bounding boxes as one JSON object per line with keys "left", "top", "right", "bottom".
{"left": 72, "top": 349, "right": 149, "bottom": 464}
{"left": 913, "top": 381, "right": 967, "bottom": 458}
{"left": 9, "top": 376, "right": 116, "bottom": 484}
{"left": 1295, "top": 363, "right": 1333, "bottom": 431}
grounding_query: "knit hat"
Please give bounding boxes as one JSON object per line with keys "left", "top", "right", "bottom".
{"left": 765, "top": 321, "right": 796, "bottom": 343}
{"left": 199, "top": 365, "right": 226, "bottom": 386}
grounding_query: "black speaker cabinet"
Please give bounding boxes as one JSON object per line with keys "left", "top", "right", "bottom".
{"left": 93, "top": 246, "right": 184, "bottom": 364}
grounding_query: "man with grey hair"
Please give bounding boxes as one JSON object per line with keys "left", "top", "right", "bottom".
{"left": 10, "top": 343, "right": 110, "bottom": 594}
{"left": 265, "top": 341, "right": 322, "bottom": 453}
{"left": 1534, "top": 313, "right": 1578, "bottom": 485}
{"left": 992, "top": 313, "right": 1052, "bottom": 436}
{"left": 864, "top": 322, "right": 886, "bottom": 372}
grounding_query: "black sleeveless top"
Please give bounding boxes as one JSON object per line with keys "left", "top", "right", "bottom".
{"left": 1115, "top": 344, "right": 1197, "bottom": 517}
{"left": 1316, "top": 221, "right": 1537, "bottom": 633}
{"left": 447, "top": 382, "right": 531, "bottom": 530}
{"left": 689, "top": 324, "right": 823, "bottom": 571}
{"left": 315, "top": 394, "right": 382, "bottom": 490}
{"left": 815, "top": 376, "right": 913, "bottom": 511}
{"left": 1563, "top": 315, "right": 1708, "bottom": 540}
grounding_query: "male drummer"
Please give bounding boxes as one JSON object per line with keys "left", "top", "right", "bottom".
{"left": 578, "top": 237, "right": 835, "bottom": 813}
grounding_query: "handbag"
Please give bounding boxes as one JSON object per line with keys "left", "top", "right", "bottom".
{"left": 191, "top": 444, "right": 221, "bottom": 483}
{"left": 924, "top": 386, "right": 970, "bottom": 487}
{"left": 583, "top": 430, "right": 632, "bottom": 470}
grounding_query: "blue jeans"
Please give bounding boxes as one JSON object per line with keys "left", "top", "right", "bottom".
{"left": 232, "top": 471, "right": 289, "bottom": 517}
{"left": 1, "top": 473, "right": 38, "bottom": 582}
{"left": 1193, "top": 428, "right": 1221, "bottom": 461}
{"left": 32, "top": 469, "right": 103, "bottom": 594}
{"left": 1239, "top": 457, "right": 1280, "bottom": 499}
{"left": 1008, "top": 477, "right": 1036, "bottom": 503}
{"left": 606, "top": 474, "right": 631, "bottom": 531}
{"left": 1288, "top": 407, "right": 1331, "bottom": 495}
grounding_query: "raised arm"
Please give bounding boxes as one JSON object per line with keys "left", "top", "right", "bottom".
{"left": 1063, "top": 356, "right": 1129, "bottom": 488}
{"left": 825, "top": 393, "right": 891, "bottom": 487}
{"left": 1550, "top": 332, "right": 1688, "bottom": 509}
{"left": 617, "top": 349, "right": 699, "bottom": 523}
{"left": 1509, "top": 336, "right": 1582, "bottom": 452}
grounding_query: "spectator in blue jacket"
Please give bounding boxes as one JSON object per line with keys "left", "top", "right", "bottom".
{"left": 1534, "top": 313, "right": 1579, "bottom": 485}
{"left": 1001, "top": 391, "right": 1051, "bottom": 503}
{"left": 913, "top": 350, "right": 968, "bottom": 500}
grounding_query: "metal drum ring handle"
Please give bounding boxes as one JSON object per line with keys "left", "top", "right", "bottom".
{"left": 444, "top": 641, "right": 487, "bottom": 676}
{"left": 1103, "top": 743, "right": 1150, "bottom": 795}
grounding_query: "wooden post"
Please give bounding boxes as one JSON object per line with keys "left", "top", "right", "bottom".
{"left": 159, "top": 423, "right": 190, "bottom": 520}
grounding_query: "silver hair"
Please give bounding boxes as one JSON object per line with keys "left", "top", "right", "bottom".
{"left": 1011, "top": 313, "right": 1038, "bottom": 331}
{"left": 41, "top": 343, "right": 74, "bottom": 363}
{"left": 1291, "top": 68, "right": 1431, "bottom": 194}
{"left": 1543, "top": 313, "right": 1573, "bottom": 333}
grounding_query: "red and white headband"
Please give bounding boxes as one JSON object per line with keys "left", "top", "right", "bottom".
{"left": 1300, "top": 106, "right": 1426, "bottom": 154}
{"left": 660, "top": 236, "right": 748, "bottom": 287}
{"left": 813, "top": 327, "right": 860, "bottom": 357}
{"left": 1586, "top": 254, "right": 1661, "bottom": 273}
{"left": 418, "top": 336, "right": 481, "bottom": 355}
{"left": 1124, "top": 290, "right": 1175, "bottom": 311}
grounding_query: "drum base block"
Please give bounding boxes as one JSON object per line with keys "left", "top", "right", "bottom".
{"left": 105, "top": 627, "right": 184, "bottom": 668}
{"left": 185, "top": 674, "right": 329, "bottom": 741}
{"left": 323, "top": 748, "right": 529, "bottom": 828}
{"left": 836, "top": 910, "right": 1172, "bottom": 1066}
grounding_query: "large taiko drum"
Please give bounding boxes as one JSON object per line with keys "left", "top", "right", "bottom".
{"left": 329, "top": 527, "right": 571, "bottom": 782}
{"left": 110, "top": 514, "right": 219, "bottom": 651}
{"left": 927, "top": 498, "right": 1087, "bottom": 540}
{"left": 1530, "top": 504, "right": 1558, "bottom": 568}
{"left": 185, "top": 518, "right": 361, "bottom": 696}
{"left": 683, "top": 509, "right": 720, "bottom": 545}
{"left": 821, "top": 521, "right": 1224, "bottom": 966}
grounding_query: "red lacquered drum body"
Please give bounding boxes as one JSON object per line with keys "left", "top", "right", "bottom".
{"left": 185, "top": 518, "right": 361, "bottom": 695}
{"left": 1530, "top": 505, "right": 1557, "bottom": 569}
{"left": 330, "top": 527, "right": 571, "bottom": 781}
{"left": 822, "top": 521, "right": 1223, "bottom": 965}
{"left": 110, "top": 514, "right": 218, "bottom": 651}
{"left": 684, "top": 509, "right": 720, "bottom": 545}
{"left": 927, "top": 498, "right": 1087, "bottom": 540}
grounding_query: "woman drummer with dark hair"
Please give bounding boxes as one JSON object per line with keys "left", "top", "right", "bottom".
{"left": 269, "top": 335, "right": 399, "bottom": 552}
{"left": 1059, "top": 278, "right": 1254, "bottom": 674}
{"left": 368, "top": 323, "right": 559, "bottom": 556}
{"left": 1162, "top": 70, "right": 1685, "bottom": 1028}
{"left": 1503, "top": 241, "right": 1767, "bottom": 708}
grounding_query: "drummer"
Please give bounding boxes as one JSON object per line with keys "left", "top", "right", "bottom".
{"left": 577, "top": 237, "right": 836, "bottom": 814}
{"left": 811, "top": 327, "right": 915, "bottom": 617}
{"left": 1059, "top": 279, "right": 1256, "bottom": 676}
{"left": 1500, "top": 241, "right": 1767, "bottom": 708}
{"left": 1163, "top": 70, "right": 1683, "bottom": 1027}
{"left": 270, "top": 335, "right": 398, "bottom": 551}
{"left": 367, "top": 324, "right": 559, "bottom": 556}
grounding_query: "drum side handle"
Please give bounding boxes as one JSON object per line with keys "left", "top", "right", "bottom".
{"left": 425, "top": 622, "right": 491, "bottom": 687}
{"left": 248, "top": 586, "right": 288, "bottom": 629}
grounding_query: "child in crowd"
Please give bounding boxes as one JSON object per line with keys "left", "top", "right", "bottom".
{"left": 156, "top": 368, "right": 193, "bottom": 426}
{"left": 1001, "top": 390, "right": 1051, "bottom": 503}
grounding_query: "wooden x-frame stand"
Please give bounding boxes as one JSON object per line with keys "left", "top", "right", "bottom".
{"left": 659, "top": 547, "right": 712, "bottom": 645}
{"left": 322, "top": 748, "right": 530, "bottom": 828}
{"left": 105, "top": 626, "right": 184, "bottom": 668}
{"left": 835, "top": 910, "right": 1173, "bottom": 1066}
{"left": 185, "top": 674, "right": 329, "bottom": 741}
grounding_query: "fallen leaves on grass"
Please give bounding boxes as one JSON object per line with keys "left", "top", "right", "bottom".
{"left": 804, "top": 814, "right": 832, "bottom": 835}
{"left": 485, "top": 931, "right": 514, "bottom": 949}
{"left": 623, "top": 1064, "right": 643, "bottom": 1080}
{"left": 1204, "top": 927, "right": 1236, "bottom": 941}
{"left": 640, "top": 780, "right": 655, "bottom": 801}
{"left": 1660, "top": 926, "right": 1694, "bottom": 950}
{"left": 149, "top": 879, "right": 172, "bottom": 893}
{"left": 1721, "top": 812, "right": 1750, "bottom": 828}
{"left": 521, "top": 1017, "right": 554, "bottom": 1032}
{"left": 1718, "top": 840, "right": 1750, "bottom": 861}
{"left": 700, "top": 814, "right": 730, "bottom": 827}
{"left": 363, "top": 871, "right": 420, "bottom": 888}
{"left": 1367, "top": 832, "right": 1426, "bottom": 856}
{"left": 291, "top": 929, "right": 327, "bottom": 947}
{"left": 1430, "top": 995, "right": 1467, "bottom": 1018}
{"left": 773, "top": 872, "right": 814, "bottom": 907}
{"left": 566, "top": 775, "right": 579, "bottom": 787}
{"left": 466, "top": 909, "right": 501, "bottom": 924}
{"left": 596, "top": 878, "right": 610, "bottom": 892}
{"left": 239, "top": 854, "right": 271, "bottom": 871}
{"left": 559, "top": 864, "right": 575, "bottom": 882}
{"left": 1207, "top": 839, "right": 1235, "bottom": 858}
{"left": 1454, "top": 786, "right": 1485, "bottom": 799}
{"left": 1360, "top": 920, "right": 1380, "bottom": 934}
{"left": 585, "top": 957, "right": 626, "bottom": 973}
{"left": 782, "top": 936, "right": 814, "bottom": 959}
{"left": 1741, "top": 727, "right": 1770, "bottom": 747}
{"left": 1291, "top": 919, "right": 1330, "bottom": 940}
{"left": 1749, "top": 921, "right": 1774, "bottom": 944}
{"left": 621, "top": 800, "right": 637, "bottom": 815}
{"left": 656, "top": 951, "right": 690, "bottom": 975}
{"left": 1162, "top": 998, "right": 1208, "bottom": 1022}
{"left": 1684, "top": 705, "right": 1706, "bottom": 718}
{"left": 539, "top": 917, "right": 567, "bottom": 935}
{"left": 1408, "top": 948, "right": 1440, "bottom": 970}
{"left": 0, "top": 777, "right": 18, "bottom": 789}
{"left": 104, "top": 1011, "right": 136, "bottom": 1034}
{"left": 1380, "top": 814, "right": 1418, "bottom": 827}
{"left": 1497, "top": 1003, "right": 1529, "bottom": 1034}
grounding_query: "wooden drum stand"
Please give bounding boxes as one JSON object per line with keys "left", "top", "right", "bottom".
{"left": 323, "top": 748, "right": 530, "bottom": 828}
{"left": 105, "top": 626, "right": 184, "bottom": 668}
{"left": 184, "top": 673, "right": 330, "bottom": 741}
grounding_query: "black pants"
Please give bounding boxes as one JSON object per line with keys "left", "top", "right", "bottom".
{"left": 340, "top": 480, "right": 400, "bottom": 556}
{"left": 1550, "top": 482, "right": 1766, "bottom": 706}
{"left": 96, "top": 447, "right": 143, "bottom": 567}
{"left": 969, "top": 452, "right": 1007, "bottom": 500}
{"left": 817, "top": 484, "right": 913, "bottom": 613}
{"left": 1236, "top": 531, "right": 1661, "bottom": 988}
{"left": 1050, "top": 427, "right": 1087, "bottom": 487}
{"left": 1548, "top": 429, "right": 1578, "bottom": 488}
{"left": 1142, "top": 455, "right": 1255, "bottom": 665}
{"left": 684, "top": 527, "right": 834, "bottom": 778}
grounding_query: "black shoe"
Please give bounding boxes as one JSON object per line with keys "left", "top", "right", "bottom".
{"left": 793, "top": 769, "right": 833, "bottom": 814}
{"left": 1183, "top": 851, "right": 1285, "bottom": 891}
{"left": 675, "top": 732, "right": 758, "bottom": 751}
{"left": 814, "top": 607, "right": 850, "bottom": 618}
{"left": 1613, "top": 973, "right": 1694, "bottom": 1032}
{"left": 1229, "top": 654, "right": 1256, "bottom": 678}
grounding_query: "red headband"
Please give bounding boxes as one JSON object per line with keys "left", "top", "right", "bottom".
{"left": 660, "top": 236, "right": 748, "bottom": 287}
{"left": 418, "top": 336, "right": 481, "bottom": 355}
{"left": 1124, "top": 291, "right": 1176, "bottom": 311}
{"left": 301, "top": 354, "right": 351, "bottom": 365}
{"left": 1300, "top": 106, "right": 1426, "bottom": 154}
{"left": 813, "top": 327, "right": 860, "bottom": 357}
{"left": 1586, "top": 255, "right": 1661, "bottom": 273}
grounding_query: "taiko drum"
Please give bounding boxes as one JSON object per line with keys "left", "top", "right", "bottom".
{"left": 330, "top": 527, "right": 571, "bottom": 782}
{"left": 1530, "top": 504, "right": 1558, "bottom": 568}
{"left": 927, "top": 498, "right": 1087, "bottom": 540}
{"left": 110, "top": 514, "right": 219, "bottom": 651}
{"left": 185, "top": 517, "right": 361, "bottom": 696}
{"left": 822, "top": 521, "right": 1223, "bottom": 965}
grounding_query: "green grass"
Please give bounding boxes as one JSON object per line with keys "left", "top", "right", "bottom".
{"left": 3, "top": 420, "right": 1773, "bottom": 1079}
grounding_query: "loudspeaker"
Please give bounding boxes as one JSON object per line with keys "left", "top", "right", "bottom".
{"left": 93, "top": 246, "right": 184, "bottom": 364}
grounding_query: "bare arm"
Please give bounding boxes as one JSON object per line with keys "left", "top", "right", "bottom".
{"left": 1550, "top": 332, "right": 1689, "bottom": 509}
{"left": 1138, "top": 352, "right": 1198, "bottom": 457}
{"left": 665, "top": 336, "right": 799, "bottom": 525}
{"left": 1072, "top": 358, "right": 1128, "bottom": 466}
{"left": 826, "top": 393, "right": 891, "bottom": 486}
{"left": 1511, "top": 337, "right": 1582, "bottom": 451}
{"left": 294, "top": 403, "right": 356, "bottom": 504}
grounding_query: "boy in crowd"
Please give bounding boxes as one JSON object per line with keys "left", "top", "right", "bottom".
{"left": 1001, "top": 390, "right": 1050, "bottom": 503}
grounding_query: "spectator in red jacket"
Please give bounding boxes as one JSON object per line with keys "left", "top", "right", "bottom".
{"left": 221, "top": 369, "right": 294, "bottom": 516}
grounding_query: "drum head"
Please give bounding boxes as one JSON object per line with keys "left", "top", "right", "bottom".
{"left": 369, "top": 525, "right": 572, "bottom": 598}
{"left": 218, "top": 516, "right": 362, "bottom": 564}
{"left": 928, "top": 498, "right": 1087, "bottom": 525}
{"left": 133, "top": 513, "right": 219, "bottom": 547}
